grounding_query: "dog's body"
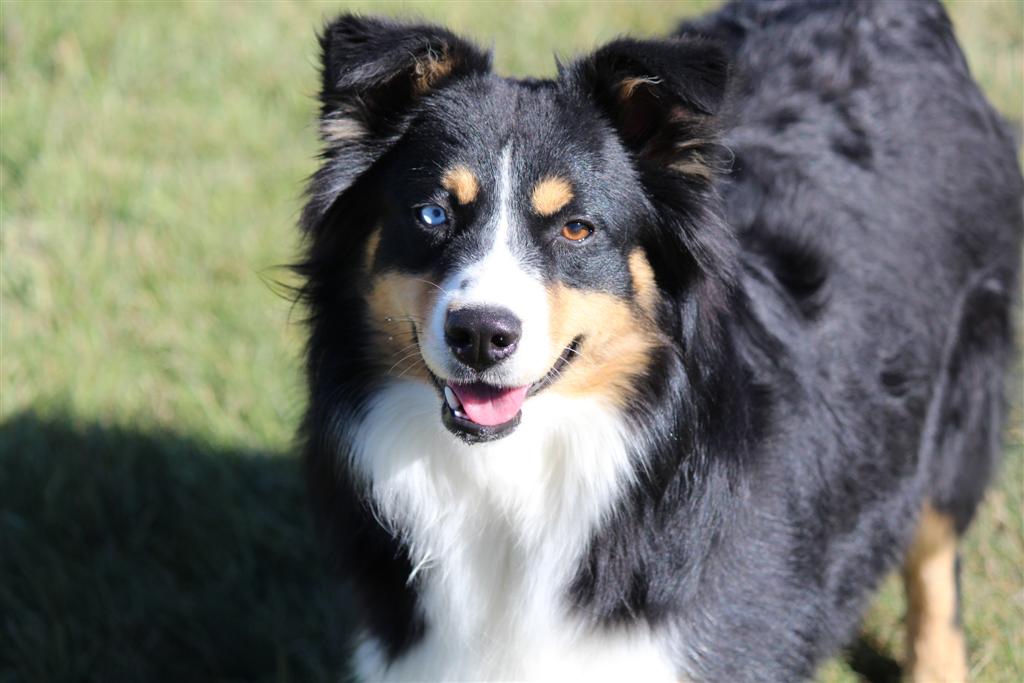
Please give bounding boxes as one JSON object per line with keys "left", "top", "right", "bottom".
{"left": 298, "top": 1, "right": 1022, "bottom": 681}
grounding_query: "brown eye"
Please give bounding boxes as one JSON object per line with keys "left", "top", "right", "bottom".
{"left": 561, "top": 220, "right": 593, "bottom": 242}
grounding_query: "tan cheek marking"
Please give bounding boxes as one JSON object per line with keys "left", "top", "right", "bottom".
{"left": 364, "top": 271, "right": 438, "bottom": 381}
{"left": 531, "top": 176, "right": 574, "bottom": 216}
{"left": 442, "top": 165, "right": 479, "bottom": 205}
{"left": 628, "top": 249, "right": 658, "bottom": 315}
{"left": 545, "top": 285, "right": 660, "bottom": 405}
{"left": 902, "top": 502, "right": 968, "bottom": 683}
{"left": 363, "top": 228, "right": 382, "bottom": 273}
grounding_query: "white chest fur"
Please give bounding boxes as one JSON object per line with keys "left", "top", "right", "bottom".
{"left": 343, "top": 381, "right": 678, "bottom": 682}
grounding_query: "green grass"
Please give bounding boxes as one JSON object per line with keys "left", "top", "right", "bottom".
{"left": 1, "top": 1, "right": 1020, "bottom": 681}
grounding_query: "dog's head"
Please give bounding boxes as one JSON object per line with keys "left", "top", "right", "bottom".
{"left": 300, "top": 16, "right": 734, "bottom": 444}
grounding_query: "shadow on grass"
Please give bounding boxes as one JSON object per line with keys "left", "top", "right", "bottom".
{"left": 0, "top": 412, "right": 354, "bottom": 683}
{"left": 0, "top": 411, "right": 911, "bottom": 683}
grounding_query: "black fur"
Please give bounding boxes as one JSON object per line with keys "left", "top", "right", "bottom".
{"left": 297, "top": 2, "right": 1022, "bottom": 680}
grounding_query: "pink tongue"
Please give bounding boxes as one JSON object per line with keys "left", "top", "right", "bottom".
{"left": 449, "top": 383, "right": 529, "bottom": 427}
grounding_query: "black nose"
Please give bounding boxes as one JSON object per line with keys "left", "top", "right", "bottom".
{"left": 444, "top": 306, "right": 522, "bottom": 371}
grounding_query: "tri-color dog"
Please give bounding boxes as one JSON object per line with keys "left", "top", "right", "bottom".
{"left": 296, "top": 1, "right": 1022, "bottom": 680}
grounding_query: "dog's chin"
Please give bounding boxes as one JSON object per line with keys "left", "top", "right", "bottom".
{"left": 441, "top": 403, "right": 523, "bottom": 444}
{"left": 432, "top": 337, "right": 583, "bottom": 445}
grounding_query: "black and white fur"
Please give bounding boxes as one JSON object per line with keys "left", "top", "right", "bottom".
{"left": 297, "top": 2, "right": 1022, "bottom": 681}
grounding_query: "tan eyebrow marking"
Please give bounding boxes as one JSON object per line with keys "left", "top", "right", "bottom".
{"left": 441, "top": 164, "right": 479, "bottom": 205}
{"left": 531, "top": 176, "right": 574, "bottom": 216}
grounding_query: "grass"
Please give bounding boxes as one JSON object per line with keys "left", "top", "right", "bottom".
{"left": 1, "top": 1, "right": 1020, "bottom": 681}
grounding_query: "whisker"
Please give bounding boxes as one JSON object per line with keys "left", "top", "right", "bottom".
{"left": 413, "top": 278, "right": 451, "bottom": 296}
{"left": 395, "top": 359, "right": 427, "bottom": 379}
{"left": 387, "top": 350, "right": 425, "bottom": 376}
{"left": 389, "top": 341, "right": 420, "bottom": 357}
{"left": 379, "top": 335, "right": 418, "bottom": 348}
{"left": 380, "top": 317, "right": 423, "bottom": 327}
{"left": 393, "top": 351, "right": 430, "bottom": 379}
{"left": 382, "top": 330, "right": 419, "bottom": 342}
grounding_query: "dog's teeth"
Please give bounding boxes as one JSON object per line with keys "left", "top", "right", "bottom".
{"left": 444, "top": 386, "right": 461, "bottom": 410}
{"left": 454, "top": 409, "right": 467, "bottom": 419}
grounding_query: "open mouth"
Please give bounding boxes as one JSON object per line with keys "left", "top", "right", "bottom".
{"left": 438, "top": 337, "right": 582, "bottom": 444}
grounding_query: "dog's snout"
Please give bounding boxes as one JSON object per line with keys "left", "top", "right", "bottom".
{"left": 444, "top": 306, "right": 522, "bottom": 371}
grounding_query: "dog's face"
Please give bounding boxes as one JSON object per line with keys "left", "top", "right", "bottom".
{"left": 303, "top": 17, "right": 728, "bottom": 443}
{"left": 363, "top": 81, "right": 665, "bottom": 443}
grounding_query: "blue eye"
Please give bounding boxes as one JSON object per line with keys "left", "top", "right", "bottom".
{"left": 417, "top": 204, "right": 448, "bottom": 227}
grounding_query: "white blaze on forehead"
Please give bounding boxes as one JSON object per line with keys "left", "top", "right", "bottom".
{"left": 454, "top": 146, "right": 541, "bottom": 309}
{"left": 492, "top": 145, "right": 516, "bottom": 254}
{"left": 420, "top": 145, "right": 554, "bottom": 386}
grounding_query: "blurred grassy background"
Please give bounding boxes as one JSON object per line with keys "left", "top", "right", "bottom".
{"left": 1, "top": 1, "right": 1020, "bottom": 681}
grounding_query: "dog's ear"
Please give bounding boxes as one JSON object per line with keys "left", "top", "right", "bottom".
{"left": 305, "top": 15, "right": 491, "bottom": 223}
{"left": 563, "top": 38, "right": 728, "bottom": 181}
{"left": 318, "top": 14, "right": 491, "bottom": 147}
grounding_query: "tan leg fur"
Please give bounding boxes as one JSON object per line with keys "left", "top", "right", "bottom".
{"left": 902, "top": 503, "right": 969, "bottom": 683}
